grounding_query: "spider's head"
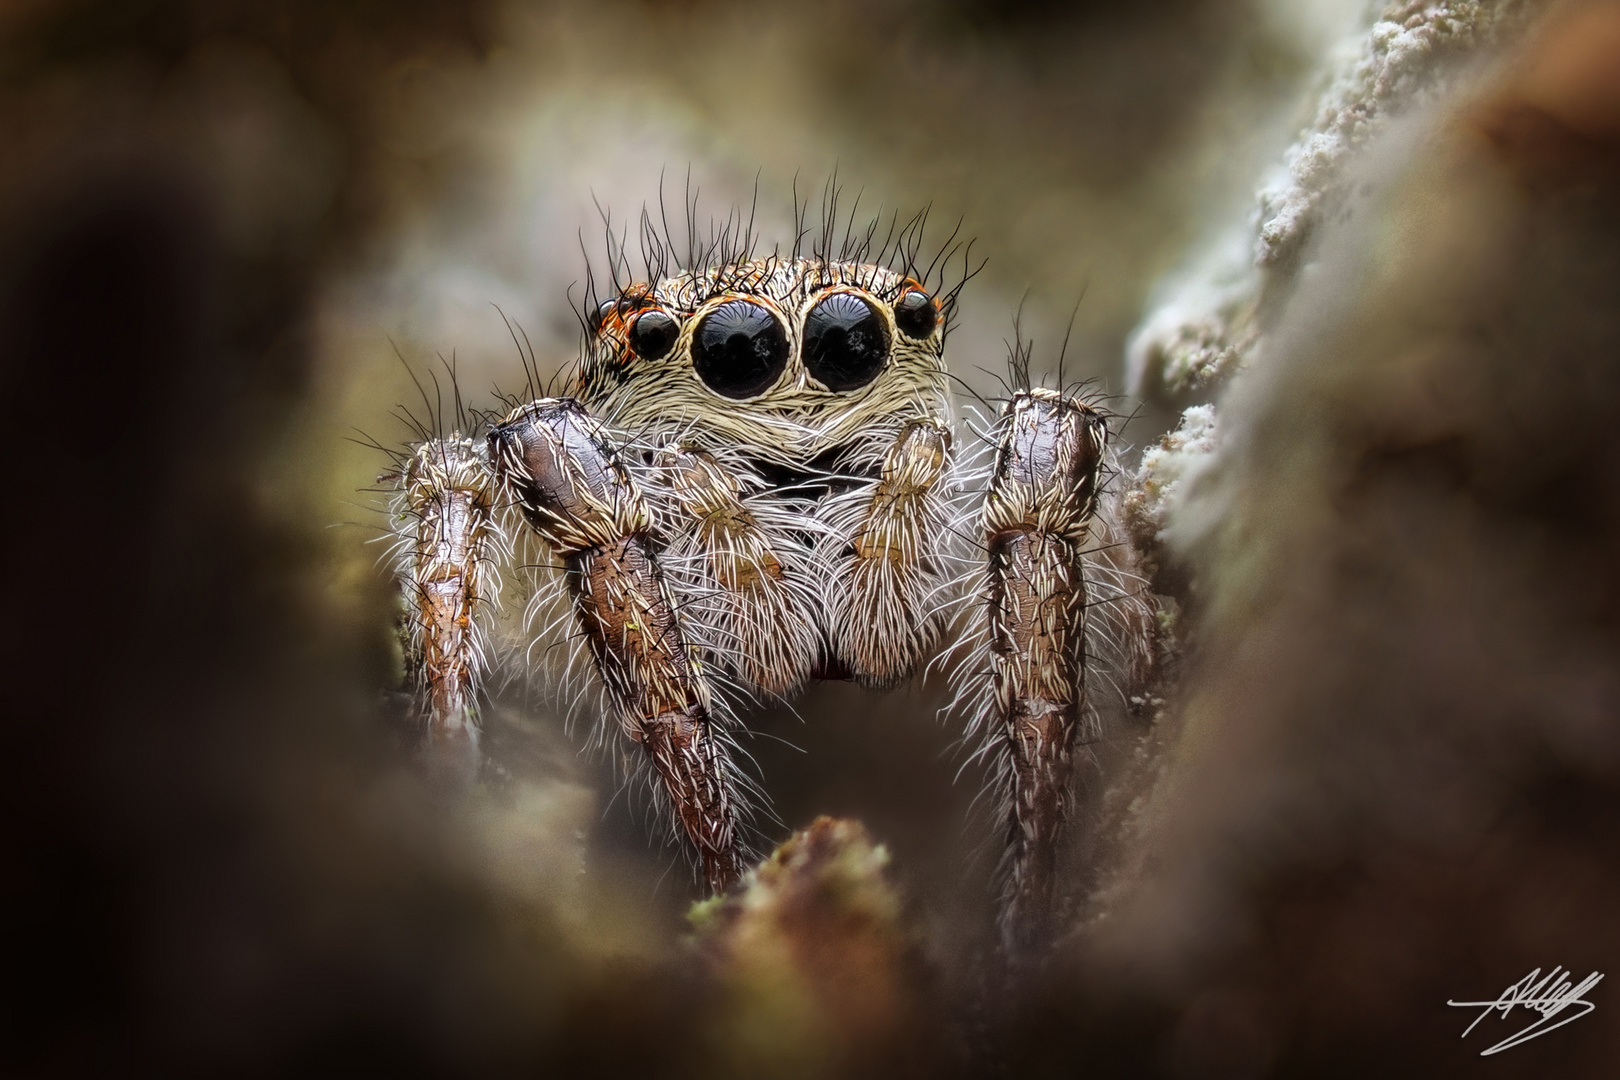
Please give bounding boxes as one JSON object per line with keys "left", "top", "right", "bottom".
{"left": 573, "top": 258, "right": 950, "bottom": 464}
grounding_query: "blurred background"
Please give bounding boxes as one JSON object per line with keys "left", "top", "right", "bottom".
{"left": 20, "top": 0, "right": 1614, "bottom": 1076}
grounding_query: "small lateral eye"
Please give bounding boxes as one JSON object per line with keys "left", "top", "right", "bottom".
{"left": 692, "top": 299, "right": 789, "bottom": 399}
{"left": 587, "top": 297, "right": 619, "bottom": 336}
{"left": 894, "top": 289, "right": 938, "bottom": 339}
{"left": 587, "top": 291, "right": 651, "bottom": 337}
{"left": 628, "top": 310, "right": 679, "bottom": 360}
{"left": 803, "top": 292, "right": 890, "bottom": 392}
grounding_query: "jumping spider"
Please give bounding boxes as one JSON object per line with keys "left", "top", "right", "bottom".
{"left": 384, "top": 204, "right": 1155, "bottom": 953}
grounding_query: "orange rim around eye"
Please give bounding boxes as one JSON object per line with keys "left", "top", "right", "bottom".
{"left": 587, "top": 287, "right": 653, "bottom": 338}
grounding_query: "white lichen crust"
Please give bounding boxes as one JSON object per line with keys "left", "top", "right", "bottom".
{"left": 1128, "top": 0, "right": 1538, "bottom": 402}
{"left": 1257, "top": 0, "right": 1536, "bottom": 270}
{"left": 1123, "top": 403, "right": 1219, "bottom": 552}
{"left": 1124, "top": 0, "right": 1544, "bottom": 571}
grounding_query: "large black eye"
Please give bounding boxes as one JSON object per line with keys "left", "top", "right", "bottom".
{"left": 894, "top": 289, "right": 938, "bottom": 339}
{"left": 691, "top": 300, "right": 789, "bottom": 399}
{"left": 628, "top": 310, "right": 678, "bottom": 360}
{"left": 803, "top": 292, "right": 890, "bottom": 392}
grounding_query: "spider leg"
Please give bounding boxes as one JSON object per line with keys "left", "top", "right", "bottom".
{"left": 490, "top": 399, "right": 741, "bottom": 894}
{"left": 391, "top": 436, "right": 501, "bottom": 768}
{"left": 826, "top": 417, "right": 954, "bottom": 685}
{"left": 980, "top": 389, "right": 1105, "bottom": 956}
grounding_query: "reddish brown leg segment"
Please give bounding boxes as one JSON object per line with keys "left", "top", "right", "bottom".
{"left": 981, "top": 389, "right": 1105, "bottom": 957}
{"left": 573, "top": 536, "right": 739, "bottom": 891}
{"left": 492, "top": 400, "right": 740, "bottom": 893}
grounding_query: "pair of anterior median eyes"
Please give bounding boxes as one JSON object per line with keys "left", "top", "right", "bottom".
{"left": 591, "top": 287, "right": 940, "bottom": 399}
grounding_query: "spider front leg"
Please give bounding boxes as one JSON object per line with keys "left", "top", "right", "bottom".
{"left": 980, "top": 389, "right": 1105, "bottom": 956}
{"left": 490, "top": 400, "right": 742, "bottom": 894}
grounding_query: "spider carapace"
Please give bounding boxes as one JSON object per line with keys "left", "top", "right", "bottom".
{"left": 389, "top": 245, "right": 1154, "bottom": 954}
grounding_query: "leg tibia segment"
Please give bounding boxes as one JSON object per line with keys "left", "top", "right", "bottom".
{"left": 640, "top": 705, "right": 740, "bottom": 894}
{"left": 830, "top": 418, "right": 953, "bottom": 686}
{"left": 981, "top": 389, "right": 1105, "bottom": 954}
{"left": 491, "top": 400, "right": 742, "bottom": 893}
{"left": 569, "top": 537, "right": 709, "bottom": 740}
{"left": 991, "top": 531, "right": 1085, "bottom": 952}
{"left": 573, "top": 536, "right": 739, "bottom": 893}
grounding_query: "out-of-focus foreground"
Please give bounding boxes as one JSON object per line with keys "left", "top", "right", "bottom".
{"left": 2, "top": 0, "right": 1618, "bottom": 1075}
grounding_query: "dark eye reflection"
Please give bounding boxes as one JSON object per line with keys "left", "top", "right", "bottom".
{"left": 628, "top": 310, "right": 678, "bottom": 360}
{"left": 692, "top": 300, "right": 789, "bottom": 399}
{"left": 894, "top": 289, "right": 937, "bottom": 339}
{"left": 587, "top": 297, "right": 621, "bottom": 336}
{"left": 803, "top": 292, "right": 890, "bottom": 392}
